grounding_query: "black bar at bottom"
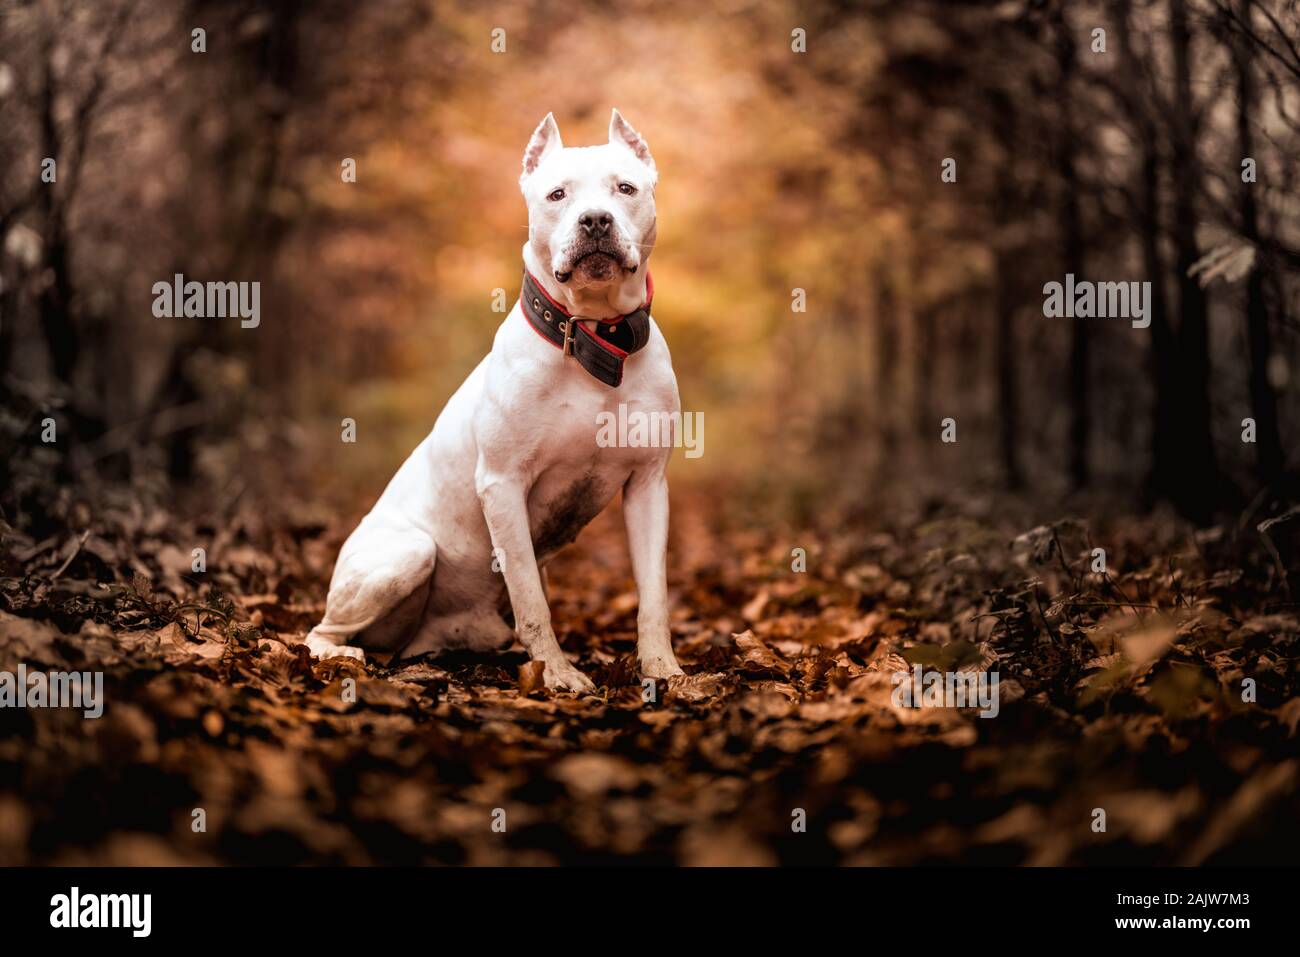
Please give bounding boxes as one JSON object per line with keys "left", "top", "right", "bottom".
{"left": 0, "top": 865, "right": 1276, "bottom": 943}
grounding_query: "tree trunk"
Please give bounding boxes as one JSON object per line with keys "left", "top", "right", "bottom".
{"left": 875, "top": 271, "right": 900, "bottom": 460}
{"left": 1055, "top": 12, "right": 1088, "bottom": 487}
{"left": 1165, "top": 0, "right": 1220, "bottom": 521}
{"left": 37, "top": 52, "right": 79, "bottom": 385}
{"left": 1139, "top": 149, "right": 1179, "bottom": 506}
{"left": 1233, "top": 0, "right": 1285, "bottom": 490}
{"left": 995, "top": 250, "right": 1022, "bottom": 489}
{"left": 914, "top": 300, "right": 936, "bottom": 439}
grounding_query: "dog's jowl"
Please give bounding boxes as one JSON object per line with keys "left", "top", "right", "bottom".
{"left": 306, "top": 109, "right": 683, "bottom": 691}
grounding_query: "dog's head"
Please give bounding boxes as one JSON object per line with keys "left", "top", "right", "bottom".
{"left": 519, "top": 109, "right": 657, "bottom": 292}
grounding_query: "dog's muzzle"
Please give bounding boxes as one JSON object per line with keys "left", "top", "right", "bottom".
{"left": 553, "top": 235, "right": 636, "bottom": 284}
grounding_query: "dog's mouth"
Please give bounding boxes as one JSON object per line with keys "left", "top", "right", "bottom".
{"left": 554, "top": 240, "right": 635, "bottom": 283}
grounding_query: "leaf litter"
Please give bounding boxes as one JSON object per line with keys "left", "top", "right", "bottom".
{"left": 1, "top": 477, "right": 1298, "bottom": 864}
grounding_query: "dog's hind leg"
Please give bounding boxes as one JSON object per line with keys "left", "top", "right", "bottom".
{"left": 305, "top": 518, "right": 436, "bottom": 661}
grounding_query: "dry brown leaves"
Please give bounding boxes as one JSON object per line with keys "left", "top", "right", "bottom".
{"left": 1, "top": 488, "right": 1298, "bottom": 864}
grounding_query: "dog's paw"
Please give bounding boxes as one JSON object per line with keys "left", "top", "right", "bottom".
{"left": 542, "top": 658, "right": 596, "bottom": 694}
{"left": 639, "top": 656, "right": 685, "bottom": 679}
{"left": 304, "top": 633, "right": 366, "bottom": 662}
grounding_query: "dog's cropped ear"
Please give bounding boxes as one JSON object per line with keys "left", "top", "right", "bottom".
{"left": 521, "top": 112, "right": 563, "bottom": 186}
{"left": 609, "top": 108, "right": 656, "bottom": 178}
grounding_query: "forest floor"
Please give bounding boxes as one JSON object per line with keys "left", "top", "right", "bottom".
{"left": 1, "top": 464, "right": 1299, "bottom": 865}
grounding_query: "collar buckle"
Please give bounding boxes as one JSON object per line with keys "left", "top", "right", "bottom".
{"left": 560, "top": 318, "right": 577, "bottom": 357}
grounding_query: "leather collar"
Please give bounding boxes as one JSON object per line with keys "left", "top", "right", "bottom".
{"left": 520, "top": 269, "right": 653, "bottom": 387}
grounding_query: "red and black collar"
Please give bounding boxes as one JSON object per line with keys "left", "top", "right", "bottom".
{"left": 520, "top": 270, "right": 653, "bottom": 388}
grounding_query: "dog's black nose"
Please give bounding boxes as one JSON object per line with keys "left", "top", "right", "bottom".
{"left": 578, "top": 209, "right": 613, "bottom": 239}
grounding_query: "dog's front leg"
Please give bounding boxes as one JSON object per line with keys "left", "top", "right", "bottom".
{"left": 477, "top": 472, "right": 595, "bottom": 693}
{"left": 623, "top": 467, "right": 685, "bottom": 679}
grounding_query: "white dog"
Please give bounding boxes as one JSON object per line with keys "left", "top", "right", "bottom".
{"left": 304, "top": 109, "right": 684, "bottom": 692}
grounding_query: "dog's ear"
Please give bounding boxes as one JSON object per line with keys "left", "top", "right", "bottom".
{"left": 609, "top": 108, "right": 656, "bottom": 177}
{"left": 521, "top": 112, "right": 563, "bottom": 186}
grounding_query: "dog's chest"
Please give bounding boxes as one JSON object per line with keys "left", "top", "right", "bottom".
{"left": 527, "top": 468, "right": 611, "bottom": 558}
{"left": 478, "top": 306, "right": 676, "bottom": 559}
{"left": 521, "top": 414, "right": 643, "bottom": 558}
{"left": 522, "top": 390, "right": 668, "bottom": 559}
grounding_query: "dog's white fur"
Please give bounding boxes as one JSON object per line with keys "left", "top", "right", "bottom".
{"left": 304, "top": 109, "right": 683, "bottom": 692}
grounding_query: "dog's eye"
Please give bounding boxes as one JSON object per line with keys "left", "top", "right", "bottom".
{"left": 617, "top": 183, "right": 637, "bottom": 196}
{"left": 547, "top": 188, "right": 566, "bottom": 202}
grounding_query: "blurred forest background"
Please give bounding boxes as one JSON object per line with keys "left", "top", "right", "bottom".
{"left": 2, "top": 0, "right": 1300, "bottom": 865}
{"left": 1, "top": 0, "right": 1297, "bottom": 524}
